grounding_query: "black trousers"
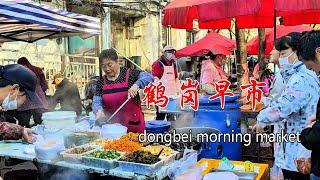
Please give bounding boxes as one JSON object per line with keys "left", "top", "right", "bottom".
{"left": 282, "top": 169, "right": 310, "bottom": 180}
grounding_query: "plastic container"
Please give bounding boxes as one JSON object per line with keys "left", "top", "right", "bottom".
{"left": 64, "top": 132, "right": 99, "bottom": 148}
{"left": 42, "top": 111, "right": 76, "bottom": 132}
{"left": 117, "top": 158, "right": 165, "bottom": 176}
{"left": 116, "top": 151, "right": 177, "bottom": 176}
{"left": 100, "top": 123, "right": 127, "bottom": 139}
{"left": 146, "top": 120, "right": 171, "bottom": 134}
{"left": 82, "top": 150, "right": 122, "bottom": 169}
{"left": 193, "top": 95, "right": 242, "bottom": 160}
{"left": 199, "top": 94, "right": 240, "bottom": 105}
{"left": 60, "top": 145, "right": 98, "bottom": 163}
{"left": 35, "top": 139, "right": 65, "bottom": 160}
{"left": 167, "top": 149, "right": 198, "bottom": 179}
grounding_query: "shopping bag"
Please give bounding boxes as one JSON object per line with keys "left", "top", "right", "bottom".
{"left": 270, "top": 164, "right": 284, "bottom": 180}
{"left": 295, "top": 144, "right": 312, "bottom": 174}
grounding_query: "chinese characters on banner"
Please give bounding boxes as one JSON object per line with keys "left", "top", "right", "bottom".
{"left": 208, "top": 80, "right": 234, "bottom": 109}
{"left": 180, "top": 78, "right": 199, "bottom": 111}
{"left": 143, "top": 81, "right": 169, "bottom": 109}
{"left": 142, "top": 79, "right": 266, "bottom": 111}
{"left": 240, "top": 79, "right": 267, "bottom": 111}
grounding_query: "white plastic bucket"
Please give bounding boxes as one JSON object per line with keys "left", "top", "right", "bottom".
{"left": 42, "top": 111, "right": 76, "bottom": 132}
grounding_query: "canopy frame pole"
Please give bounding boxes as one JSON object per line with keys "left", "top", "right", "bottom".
{"left": 32, "top": 32, "right": 60, "bottom": 42}
{"left": 0, "top": 34, "right": 28, "bottom": 42}
{"left": 0, "top": 29, "right": 60, "bottom": 43}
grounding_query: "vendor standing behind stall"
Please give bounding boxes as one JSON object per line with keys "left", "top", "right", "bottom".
{"left": 93, "top": 49, "right": 154, "bottom": 133}
{"left": 200, "top": 51, "right": 228, "bottom": 94}
{"left": 151, "top": 45, "right": 179, "bottom": 120}
{"left": 0, "top": 64, "right": 41, "bottom": 143}
{"left": 50, "top": 73, "right": 82, "bottom": 117}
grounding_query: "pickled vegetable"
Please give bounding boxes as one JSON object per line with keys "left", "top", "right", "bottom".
{"left": 67, "top": 146, "right": 95, "bottom": 154}
{"left": 120, "top": 150, "right": 160, "bottom": 164}
{"left": 121, "top": 132, "right": 140, "bottom": 143}
{"left": 86, "top": 150, "right": 121, "bottom": 160}
{"left": 141, "top": 145, "right": 174, "bottom": 157}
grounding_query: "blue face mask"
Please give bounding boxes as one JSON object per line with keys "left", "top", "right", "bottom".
{"left": 279, "top": 52, "right": 294, "bottom": 68}
{"left": 2, "top": 92, "right": 18, "bottom": 111}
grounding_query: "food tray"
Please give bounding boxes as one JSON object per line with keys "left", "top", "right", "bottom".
{"left": 161, "top": 151, "right": 179, "bottom": 165}
{"left": 82, "top": 150, "right": 122, "bottom": 169}
{"left": 212, "top": 169, "right": 258, "bottom": 180}
{"left": 116, "top": 153, "right": 177, "bottom": 176}
{"left": 60, "top": 145, "right": 98, "bottom": 163}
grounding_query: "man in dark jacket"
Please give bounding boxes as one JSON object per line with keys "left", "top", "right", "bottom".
{"left": 50, "top": 73, "right": 82, "bottom": 117}
{"left": 300, "top": 30, "right": 320, "bottom": 179}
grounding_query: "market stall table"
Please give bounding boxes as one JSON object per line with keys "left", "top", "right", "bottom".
{"left": 0, "top": 142, "right": 172, "bottom": 179}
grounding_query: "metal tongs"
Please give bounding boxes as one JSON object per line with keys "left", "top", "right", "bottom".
{"left": 95, "top": 97, "right": 131, "bottom": 127}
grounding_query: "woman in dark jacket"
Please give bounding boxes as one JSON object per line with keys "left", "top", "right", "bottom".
{"left": 300, "top": 30, "right": 320, "bottom": 180}
{"left": 300, "top": 102, "right": 320, "bottom": 180}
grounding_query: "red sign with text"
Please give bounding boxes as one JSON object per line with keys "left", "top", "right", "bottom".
{"left": 142, "top": 79, "right": 267, "bottom": 111}
{"left": 180, "top": 78, "right": 199, "bottom": 111}
{"left": 240, "top": 79, "right": 267, "bottom": 111}
{"left": 208, "top": 80, "right": 234, "bottom": 109}
{"left": 143, "top": 82, "right": 169, "bottom": 108}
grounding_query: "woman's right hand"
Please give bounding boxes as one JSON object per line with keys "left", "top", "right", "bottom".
{"left": 22, "top": 128, "right": 35, "bottom": 144}
{"left": 307, "top": 114, "right": 316, "bottom": 128}
{"left": 95, "top": 109, "right": 105, "bottom": 119}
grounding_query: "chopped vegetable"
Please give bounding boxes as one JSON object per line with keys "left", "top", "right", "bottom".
{"left": 120, "top": 150, "right": 160, "bottom": 164}
{"left": 141, "top": 145, "right": 174, "bottom": 157}
{"left": 121, "top": 132, "right": 140, "bottom": 143}
{"left": 67, "top": 146, "right": 95, "bottom": 154}
{"left": 104, "top": 139, "right": 141, "bottom": 153}
{"left": 91, "top": 138, "right": 109, "bottom": 147}
{"left": 86, "top": 150, "right": 121, "bottom": 160}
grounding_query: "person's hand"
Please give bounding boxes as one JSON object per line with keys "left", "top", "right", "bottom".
{"left": 307, "top": 114, "right": 316, "bottom": 128}
{"left": 95, "top": 109, "right": 105, "bottom": 119}
{"left": 22, "top": 128, "right": 35, "bottom": 144}
{"left": 128, "top": 84, "right": 140, "bottom": 98}
{"left": 252, "top": 123, "right": 264, "bottom": 133}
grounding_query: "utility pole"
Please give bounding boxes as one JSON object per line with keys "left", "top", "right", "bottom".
{"left": 101, "top": 0, "right": 112, "bottom": 50}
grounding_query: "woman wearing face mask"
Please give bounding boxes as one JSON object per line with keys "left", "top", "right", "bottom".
{"left": 261, "top": 47, "right": 283, "bottom": 106}
{"left": 0, "top": 64, "right": 42, "bottom": 144}
{"left": 200, "top": 51, "right": 228, "bottom": 94}
{"left": 93, "top": 49, "right": 154, "bottom": 133}
{"left": 254, "top": 33, "right": 320, "bottom": 180}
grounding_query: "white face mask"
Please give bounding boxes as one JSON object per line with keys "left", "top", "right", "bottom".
{"left": 279, "top": 52, "right": 294, "bottom": 68}
{"left": 165, "top": 53, "right": 175, "bottom": 60}
{"left": 2, "top": 92, "right": 18, "bottom": 111}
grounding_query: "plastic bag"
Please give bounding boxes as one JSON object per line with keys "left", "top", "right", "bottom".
{"left": 295, "top": 145, "right": 312, "bottom": 174}
{"left": 270, "top": 164, "right": 284, "bottom": 180}
{"left": 167, "top": 149, "right": 199, "bottom": 179}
